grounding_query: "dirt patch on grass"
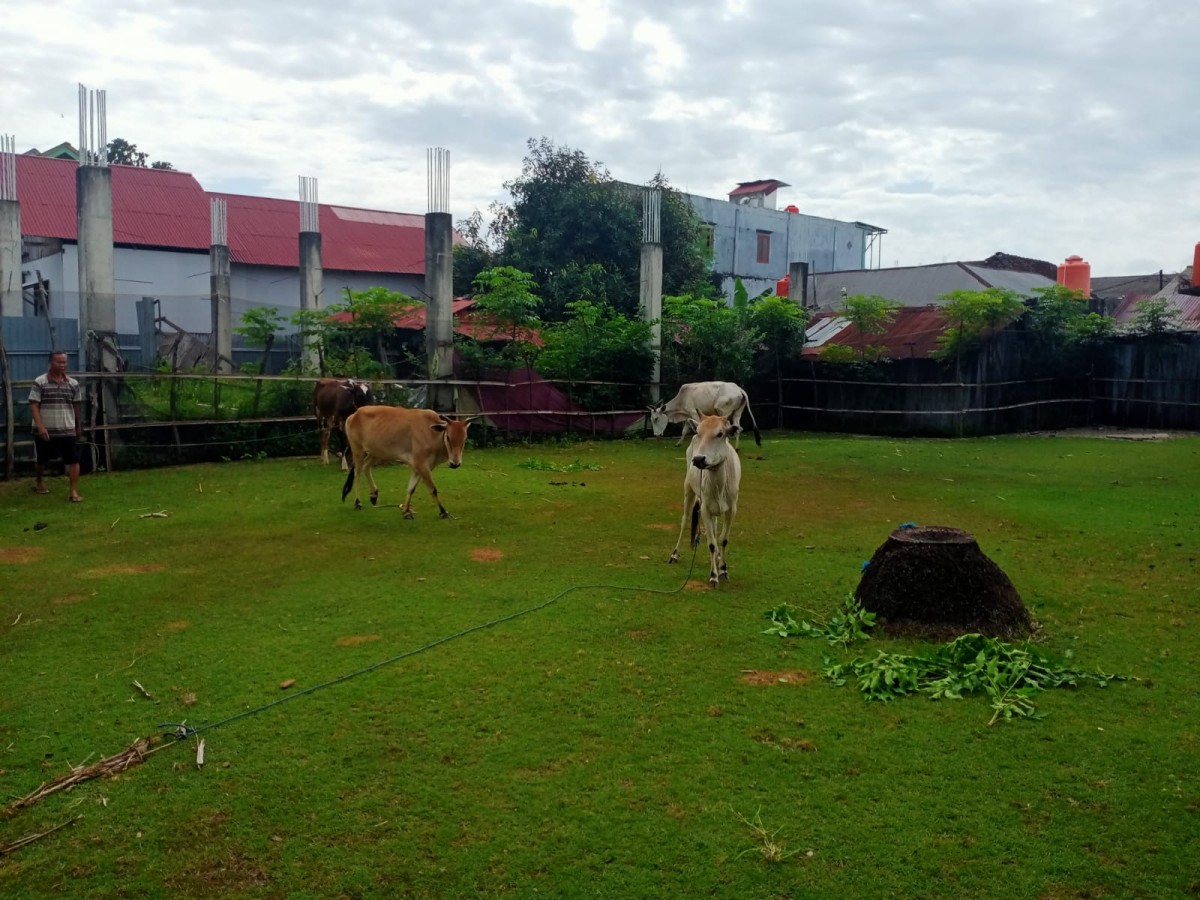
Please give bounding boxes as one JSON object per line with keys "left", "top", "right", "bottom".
{"left": 337, "top": 634, "right": 381, "bottom": 647}
{"left": 645, "top": 523, "right": 675, "bottom": 531}
{"left": 52, "top": 592, "right": 88, "bottom": 606}
{"left": 0, "top": 547, "right": 46, "bottom": 564}
{"left": 85, "top": 563, "right": 168, "bottom": 577}
{"left": 1033, "top": 426, "right": 1188, "bottom": 441}
{"left": 628, "top": 630, "right": 652, "bottom": 642}
{"left": 739, "top": 670, "right": 815, "bottom": 686}
{"left": 471, "top": 548, "right": 504, "bottom": 562}
{"left": 685, "top": 580, "right": 711, "bottom": 591}
{"left": 162, "top": 620, "right": 191, "bottom": 634}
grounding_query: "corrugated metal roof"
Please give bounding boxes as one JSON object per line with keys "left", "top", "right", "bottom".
{"left": 728, "top": 179, "right": 789, "bottom": 197}
{"left": 211, "top": 192, "right": 426, "bottom": 274}
{"left": 802, "top": 305, "right": 953, "bottom": 358}
{"left": 15, "top": 154, "right": 427, "bottom": 274}
{"left": 16, "top": 154, "right": 210, "bottom": 250}
{"left": 332, "top": 298, "right": 543, "bottom": 344}
{"left": 811, "top": 262, "right": 1056, "bottom": 309}
{"left": 1108, "top": 267, "right": 1200, "bottom": 329}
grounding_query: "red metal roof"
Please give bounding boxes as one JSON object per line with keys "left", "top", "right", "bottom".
{"left": 802, "top": 305, "right": 954, "bottom": 359}
{"left": 14, "top": 154, "right": 427, "bottom": 274}
{"left": 728, "top": 179, "right": 790, "bottom": 198}
{"left": 332, "top": 298, "right": 543, "bottom": 345}
{"left": 211, "top": 193, "right": 426, "bottom": 275}
{"left": 16, "top": 154, "right": 210, "bottom": 250}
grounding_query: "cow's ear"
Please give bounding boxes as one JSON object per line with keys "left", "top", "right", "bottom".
{"left": 686, "top": 417, "right": 700, "bottom": 431}
{"left": 727, "top": 423, "right": 741, "bottom": 436}
{"left": 431, "top": 422, "right": 448, "bottom": 433}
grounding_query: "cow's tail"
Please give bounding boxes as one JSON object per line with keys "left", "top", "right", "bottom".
{"left": 743, "top": 393, "right": 762, "bottom": 446}
{"left": 341, "top": 463, "right": 355, "bottom": 503}
{"left": 689, "top": 500, "right": 701, "bottom": 549}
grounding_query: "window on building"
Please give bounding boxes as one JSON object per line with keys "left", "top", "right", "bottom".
{"left": 701, "top": 224, "right": 716, "bottom": 260}
{"left": 756, "top": 231, "right": 771, "bottom": 264}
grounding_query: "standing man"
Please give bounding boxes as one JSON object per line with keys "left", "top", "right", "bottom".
{"left": 29, "top": 350, "right": 84, "bottom": 502}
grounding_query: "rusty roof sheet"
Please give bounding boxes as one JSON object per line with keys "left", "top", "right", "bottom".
{"left": 1108, "top": 268, "right": 1200, "bottom": 329}
{"left": 802, "top": 305, "right": 954, "bottom": 359}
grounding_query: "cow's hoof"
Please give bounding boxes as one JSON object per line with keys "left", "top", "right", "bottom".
{"left": 370, "top": 495, "right": 379, "bottom": 507}
{"left": 403, "top": 509, "right": 415, "bottom": 520}
{"left": 353, "top": 499, "right": 362, "bottom": 510}
{"left": 440, "top": 511, "right": 453, "bottom": 519}
{"left": 709, "top": 577, "right": 720, "bottom": 588}
{"left": 668, "top": 553, "right": 679, "bottom": 564}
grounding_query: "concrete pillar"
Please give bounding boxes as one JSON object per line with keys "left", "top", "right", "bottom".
{"left": 640, "top": 243, "right": 664, "bottom": 402}
{"left": 0, "top": 200, "right": 20, "bottom": 317}
{"left": 788, "top": 261, "right": 810, "bottom": 309}
{"left": 210, "top": 243, "right": 232, "bottom": 373}
{"left": 76, "top": 165, "right": 116, "bottom": 361}
{"left": 299, "top": 231, "right": 323, "bottom": 372}
{"left": 424, "top": 211, "right": 454, "bottom": 412}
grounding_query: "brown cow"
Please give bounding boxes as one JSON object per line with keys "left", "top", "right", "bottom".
{"left": 668, "top": 414, "right": 742, "bottom": 587}
{"left": 341, "top": 406, "right": 475, "bottom": 519}
{"left": 314, "top": 379, "right": 374, "bottom": 469}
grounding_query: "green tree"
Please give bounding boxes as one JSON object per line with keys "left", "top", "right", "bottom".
{"left": 467, "top": 266, "right": 543, "bottom": 370}
{"left": 234, "top": 306, "right": 285, "bottom": 414}
{"left": 748, "top": 295, "right": 809, "bottom": 426}
{"left": 933, "top": 287, "right": 1026, "bottom": 364}
{"left": 660, "top": 293, "right": 761, "bottom": 386}
{"left": 842, "top": 293, "right": 899, "bottom": 359}
{"left": 537, "top": 300, "right": 654, "bottom": 410}
{"left": 486, "top": 138, "right": 711, "bottom": 320}
{"left": 323, "top": 287, "right": 421, "bottom": 377}
{"left": 106, "top": 137, "right": 173, "bottom": 170}
{"left": 1130, "top": 297, "right": 1183, "bottom": 337}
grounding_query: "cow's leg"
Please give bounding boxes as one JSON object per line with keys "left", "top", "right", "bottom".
{"left": 669, "top": 482, "right": 697, "bottom": 563}
{"left": 716, "top": 501, "right": 737, "bottom": 581}
{"left": 319, "top": 422, "right": 330, "bottom": 465}
{"left": 703, "top": 507, "right": 723, "bottom": 587}
{"left": 402, "top": 469, "right": 421, "bottom": 519}
{"left": 358, "top": 455, "right": 379, "bottom": 508}
{"left": 408, "top": 464, "right": 451, "bottom": 519}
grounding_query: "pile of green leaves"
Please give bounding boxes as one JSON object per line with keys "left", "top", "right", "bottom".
{"left": 517, "top": 458, "right": 602, "bottom": 473}
{"left": 763, "top": 595, "right": 876, "bottom": 648}
{"left": 824, "top": 634, "right": 1129, "bottom": 725}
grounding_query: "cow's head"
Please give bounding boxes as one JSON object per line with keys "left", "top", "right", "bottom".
{"left": 432, "top": 415, "right": 477, "bottom": 468}
{"left": 688, "top": 415, "right": 739, "bottom": 471}
{"left": 347, "top": 380, "right": 375, "bottom": 408}
{"left": 647, "top": 402, "right": 669, "bottom": 436}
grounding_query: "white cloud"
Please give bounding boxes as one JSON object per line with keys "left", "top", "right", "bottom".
{"left": 3, "top": 0, "right": 1199, "bottom": 274}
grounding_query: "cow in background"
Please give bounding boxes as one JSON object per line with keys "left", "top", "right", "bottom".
{"left": 341, "top": 406, "right": 475, "bottom": 519}
{"left": 669, "top": 414, "right": 743, "bottom": 587}
{"left": 648, "top": 381, "right": 761, "bottom": 447}
{"left": 314, "top": 379, "right": 374, "bottom": 469}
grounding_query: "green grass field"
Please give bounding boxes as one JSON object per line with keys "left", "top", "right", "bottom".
{"left": 1, "top": 432, "right": 1198, "bottom": 898}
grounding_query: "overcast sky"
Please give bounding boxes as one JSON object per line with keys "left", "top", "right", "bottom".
{"left": 5, "top": 0, "right": 1198, "bottom": 276}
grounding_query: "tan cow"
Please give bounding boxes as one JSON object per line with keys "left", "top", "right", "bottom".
{"left": 314, "top": 378, "right": 374, "bottom": 469}
{"left": 341, "top": 406, "right": 475, "bottom": 519}
{"left": 669, "top": 414, "right": 742, "bottom": 587}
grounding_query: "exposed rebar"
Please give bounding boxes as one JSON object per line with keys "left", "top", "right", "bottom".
{"left": 0, "top": 134, "right": 16, "bottom": 201}
{"left": 299, "top": 176, "right": 319, "bottom": 233}
{"left": 210, "top": 197, "right": 228, "bottom": 246}
{"left": 77, "top": 84, "right": 109, "bottom": 167}
{"left": 643, "top": 189, "right": 661, "bottom": 244}
{"left": 427, "top": 147, "right": 449, "bottom": 214}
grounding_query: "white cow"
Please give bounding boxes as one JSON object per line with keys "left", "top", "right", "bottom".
{"left": 648, "top": 381, "right": 760, "bottom": 447}
{"left": 669, "top": 414, "right": 743, "bottom": 587}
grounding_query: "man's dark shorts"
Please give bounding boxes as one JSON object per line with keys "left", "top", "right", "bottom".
{"left": 34, "top": 434, "right": 81, "bottom": 466}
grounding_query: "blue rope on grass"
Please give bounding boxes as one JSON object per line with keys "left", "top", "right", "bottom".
{"left": 157, "top": 544, "right": 703, "bottom": 741}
